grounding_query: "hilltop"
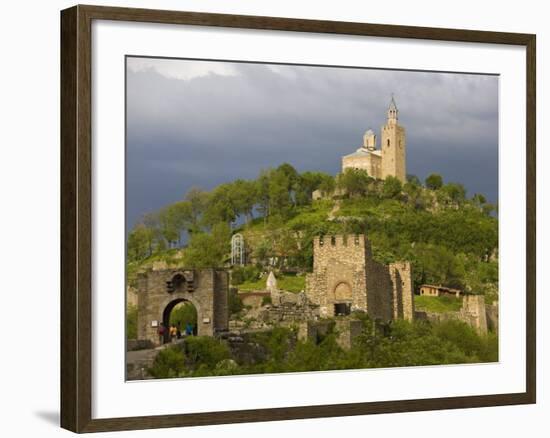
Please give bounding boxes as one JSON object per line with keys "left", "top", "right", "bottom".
{"left": 127, "top": 163, "right": 498, "bottom": 304}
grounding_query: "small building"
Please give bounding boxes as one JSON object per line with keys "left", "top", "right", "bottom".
{"left": 419, "top": 284, "right": 461, "bottom": 298}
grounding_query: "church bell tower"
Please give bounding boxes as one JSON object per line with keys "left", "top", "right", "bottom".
{"left": 381, "top": 95, "right": 406, "bottom": 183}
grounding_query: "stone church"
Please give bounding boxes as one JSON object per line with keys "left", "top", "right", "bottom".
{"left": 342, "top": 96, "right": 406, "bottom": 183}
{"left": 305, "top": 234, "right": 414, "bottom": 322}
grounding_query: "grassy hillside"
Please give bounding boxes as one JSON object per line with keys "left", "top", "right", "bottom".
{"left": 238, "top": 274, "right": 306, "bottom": 293}
{"left": 414, "top": 295, "right": 464, "bottom": 313}
{"left": 127, "top": 165, "right": 498, "bottom": 300}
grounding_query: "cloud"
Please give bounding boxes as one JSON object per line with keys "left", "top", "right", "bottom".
{"left": 126, "top": 58, "right": 498, "bottom": 229}
{"left": 127, "top": 56, "right": 238, "bottom": 81}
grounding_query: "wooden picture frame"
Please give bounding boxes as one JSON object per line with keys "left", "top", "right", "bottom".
{"left": 60, "top": 4, "right": 536, "bottom": 433}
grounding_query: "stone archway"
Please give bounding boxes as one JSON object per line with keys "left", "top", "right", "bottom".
{"left": 161, "top": 298, "right": 199, "bottom": 343}
{"left": 333, "top": 281, "right": 352, "bottom": 301}
{"left": 136, "top": 268, "right": 229, "bottom": 346}
{"left": 333, "top": 281, "right": 352, "bottom": 316}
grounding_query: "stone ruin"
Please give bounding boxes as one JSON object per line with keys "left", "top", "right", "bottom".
{"left": 415, "top": 294, "right": 497, "bottom": 336}
{"left": 131, "top": 235, "right": 495, "bottom": 354}
{"left": 305, "top": 234, "right": 415, "bottom": 321}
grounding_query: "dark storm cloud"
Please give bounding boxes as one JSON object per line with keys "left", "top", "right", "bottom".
{"left": 126, "top": 59, "right": 498, "bottom": 230}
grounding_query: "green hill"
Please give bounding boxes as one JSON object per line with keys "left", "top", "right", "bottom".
{"left": 127, "top": 164, "right": 498, "bottom": 301}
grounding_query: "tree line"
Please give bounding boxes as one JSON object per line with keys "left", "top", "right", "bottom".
{"left": 127, "top": 163, "right": 497, "bottom": 277}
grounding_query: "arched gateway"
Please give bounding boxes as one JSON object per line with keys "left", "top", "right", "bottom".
{"left": 136, "top": 268, "right": 229, "bottom": 346}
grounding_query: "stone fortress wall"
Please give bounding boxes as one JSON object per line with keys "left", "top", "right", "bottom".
{"left": 305, "top": 234, "right": 414, "bottom": 322}
{"left": 136, "top": 268, "right": 228, "bottom": 346}
{"left": 415, "top": 295, "right": 496, "bottom": 337}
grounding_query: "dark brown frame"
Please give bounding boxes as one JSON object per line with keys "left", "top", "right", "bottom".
{"left": 61, "top": 4, "right": 536, "bottom": 433}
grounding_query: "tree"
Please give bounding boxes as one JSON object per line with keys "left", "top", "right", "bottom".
{"left": 142, "top": 212, "right": 166, "bottom": 254}
{"left": 253, "top": 239, "right": 272, "bottom": 267}
{"left": 157, "top": 201, "right": 193, "bottom": 246}
{"left": 382, "top": 176, "right": 403, "bottom": 199}
{"left": 276, "top": 162, "right": 299, "bottom": 198}
{"left": 403, "top": 180, "right": 423, "bottom": 208}
{"left": 255, "top": 169, "right": 272, "bottom": 221}
{"left": 318, "top": 174, "right": 336, "bottom": 197}
{"left": 269, "top": 168, "right": 293, "bottom": 218}
{"left": 202, "top": 184, "right": 238, "bottom": 227}
{"left": 425, "top": 173, "right": 443, "bottom": 190}
{"left": 472, "top": 193, "right": 486, "bottom": 206}
{"left": 337, "top": 168, "right": 372, "bottom": 197}
{"left": 184, "top": 186, "right": 209, "bottom": 228}
{"left": 406, "top": 174, "right": 421, "bottom": 186}
{"left": 127, "top": 223, "right": 154, "bottom": 261}
{"left": 439, "top": 183, "right": 466, "bottom": 207}
{"left": 295, "top": 171, "right": 334, "bottom": 205}
{"left": 183, "top": 222, "right": 231, "bottom": 268}
{"left": 230, "top": 179, "right": 257, "bottom": 223}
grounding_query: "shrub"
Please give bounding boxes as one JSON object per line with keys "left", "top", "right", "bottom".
{"left": 382, "top": 176, "right": 403, "bottom": 199}
{"left": 148, "top": 346, "right": 186, "bottom": 378}
{"left": 229, "top": 292, "right": 244, "bottom": 315}
{"left": 425, "top": 173, "right": 443, "bottom": 190}
{"left": 126, "top": 305, "right": 137, "bottom": 340}
{"left": 185, "top": 336, "right": 231, "bottom": 369}
{"left": 231, "top": 265, "right": 260, "bottom": 285}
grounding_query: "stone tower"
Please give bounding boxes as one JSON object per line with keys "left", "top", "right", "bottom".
{"left": 305, "top": 234, "right": 414, "bottom": 321}
{"left": 381, "top": 95, "right": 406, "bottom": 183}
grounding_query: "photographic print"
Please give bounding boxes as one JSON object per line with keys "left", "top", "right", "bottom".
{"left": 125, "top": 57, "right": 499, "bottom": 381}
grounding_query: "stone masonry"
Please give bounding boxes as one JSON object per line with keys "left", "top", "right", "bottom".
{"left": 415, "top": 294, "right": 492, "bottom": 335}
{"left": 342, "top": 96, "right": 406, "bottom": 183}
{"left": 305, "top": 234, "right": 414, "bottom": 321}
{"left": 136, "top": 268, "right": 229, "bottom": 346}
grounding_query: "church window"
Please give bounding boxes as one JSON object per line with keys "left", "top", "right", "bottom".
{"left": 330, "top": 236, "right": 336, "bottom": 246}
{"left": 387, "top": 139, "right": 390, "bottom": 147}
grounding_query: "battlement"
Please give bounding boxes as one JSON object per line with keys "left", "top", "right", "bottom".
{"left": 389, "top": 261, "right": 411, "bottom": 272}
{"left": 313, "top": 234, "right": 373, "bottom": 250}
{"left": 312, "top": 234, "right": 373, "bottom": 271}
{"left": 307, "top": 233, "right": 414, "bottom": 322}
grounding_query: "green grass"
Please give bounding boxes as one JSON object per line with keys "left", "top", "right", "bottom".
{"left": 238, "top": 274, "right": 306, "bottom": 293}
{"left": 414, "top": 295, "right": 463, "bottom": 313}
{"left": 127, "top": 248, "right": 185, "bottom": 286}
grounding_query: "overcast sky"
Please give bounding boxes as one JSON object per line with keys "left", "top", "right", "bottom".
{"left": 126, "top": 57, "right": 498, "bottom": 230}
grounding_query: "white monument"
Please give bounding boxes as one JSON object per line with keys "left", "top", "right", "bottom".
{"left": 266, "top": 271, "right": 278, "bottom": 293}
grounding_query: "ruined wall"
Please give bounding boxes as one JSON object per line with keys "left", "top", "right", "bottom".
{"left": 460, "top": 295, "right": 488, "bottom": 336}
{"left": 365, "top": 258, "right": 394, "bottom": 321}
{"left": 213, "top": 270, "right": 229, "bottom": 333}
{"left": 415, "top": 294, "right": 492, "bottom": 336}
{"left": 126, "top": 285, "right": 138, "bottom": 308}
{"left": 389, "top": 262, "right": 414, "bottom": 321}
{"left": 486, "top": 301, "right": 499, "bottom": 333}
{"left": 239, "top": 292, "right": 270, "bottom": 308}
{"left": 335, "top": 319, "right": 363, "bottom": 349}
{"left": 297, "top": 319, "right": 362, "bottom": 350}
